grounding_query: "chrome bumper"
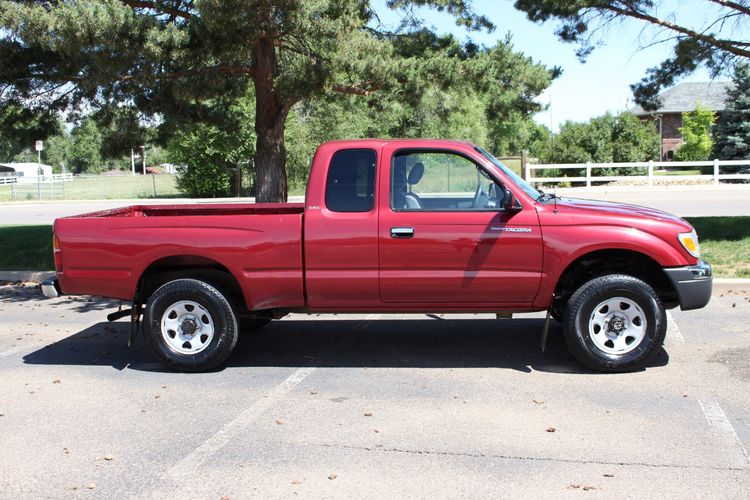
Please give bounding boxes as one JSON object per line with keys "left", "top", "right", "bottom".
{"left": 663, "top": 260, "right": 712, "bottom": 311}
{"left": 41, "top": 277, "right": 61, "bottom": 298}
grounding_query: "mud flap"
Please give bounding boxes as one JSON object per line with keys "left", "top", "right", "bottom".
{"left": 540, "top": 309, "right": 551, "bottom": 352}
{"left": 128, "top": 300, "right": 142, "bottom": 347}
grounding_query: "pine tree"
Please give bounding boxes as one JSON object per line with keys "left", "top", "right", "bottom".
{"left": 512, "top": 0, "right": 750, "bottom": 108}
{"left": 713, "top": 63, "right": 750, "bottom": 160}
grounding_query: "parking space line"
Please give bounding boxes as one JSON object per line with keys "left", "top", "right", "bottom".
{"left": 161, "top": 366, "right": 317, "bottom": 482}
{"left": 666, "top": 311, "right": 684, "bottom": 343}
{"left": 698, "top": 399, "right": 749, "bottom": 465}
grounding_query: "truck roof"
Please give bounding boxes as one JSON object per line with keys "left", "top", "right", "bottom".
{"left": 320, "top": 138, "right": 476, "bottom": 149}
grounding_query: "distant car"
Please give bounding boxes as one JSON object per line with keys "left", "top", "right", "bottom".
{"left": 42, "top": 139, "right": 711, "bottom": 372}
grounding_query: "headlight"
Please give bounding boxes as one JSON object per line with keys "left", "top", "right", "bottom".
{"left": 678, "top": 230, "right": 700, "bottom": 258}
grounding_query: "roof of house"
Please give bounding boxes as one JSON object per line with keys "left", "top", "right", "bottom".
{"left": 631, "top": 81, "right": 731, "bottom": 115}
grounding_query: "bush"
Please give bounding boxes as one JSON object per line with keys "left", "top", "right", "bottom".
{"left": 169, "top": 124, "right": 235, "bottom": 198}
{"left": 540, "top": 112, "right": 658, "bottom": 178}
{"left": 674, "top": 104, "right": 716, "bottom": 161}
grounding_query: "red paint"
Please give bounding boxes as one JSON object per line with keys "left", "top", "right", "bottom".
{"left": 54, "top": 139, "right": 698, "bottom": 313}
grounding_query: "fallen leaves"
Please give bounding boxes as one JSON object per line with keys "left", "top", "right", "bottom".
{"left": 52, "top": 379, "right": 61, "bottom": 384}
{"left": 328, "top": 473, "right": 337, "bottom": 480}
{"left": 275, "top": 419, "right": 284, "bottom": 425}
{"left": 86, "top": 483, "right": 96, "bottom": 490}
{"left": 363, "top": 412, "right": 373, "bottom": 417}
{"left": 546, "top": 427, "right": 556, "bottom": 433}
{"left": 568, "top": 483, "right": 597, "bottom": 491}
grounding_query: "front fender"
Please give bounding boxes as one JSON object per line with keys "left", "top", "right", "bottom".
{"left": 533, "top": 225, "right": 691, "bottom": 308}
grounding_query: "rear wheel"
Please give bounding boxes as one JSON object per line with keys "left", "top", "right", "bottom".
{"left": 144, "top": 279, "right": 238, "bottom": 372}
{"left": 562, "top": 274, "right": 666, "bottom": 372}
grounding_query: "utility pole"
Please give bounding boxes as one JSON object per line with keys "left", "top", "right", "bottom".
{"left": 35, "top": 140, "right": 43, "bottom": 168}
{"left": 35, "top": 140, "right": 43, "bottom": 200}
{"left": 131, "top": 149, "right": 136, "bottom": 176}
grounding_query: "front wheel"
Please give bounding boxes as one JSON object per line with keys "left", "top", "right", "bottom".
{"left": 144, "top": 279, "right": 239, "bottom": 372}
{"left": 562, "top": 274, "right": 666, "bottom": 372}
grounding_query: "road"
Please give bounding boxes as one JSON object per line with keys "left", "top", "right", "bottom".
{"left": 1, "top": 282, "right": 748, "bottom": 497}
{"left": 556, "top": 185, "right": 750, "bottom": 217}
{"left": 1, "top": 186, "right": 750, "bottom": 225}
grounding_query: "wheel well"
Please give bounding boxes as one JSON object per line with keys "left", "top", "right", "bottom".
{"left": 553, "top": 250, "right": 678, "bottom": 312}
{"left": 137, "top": 255, "right": 246, "bottom": 312}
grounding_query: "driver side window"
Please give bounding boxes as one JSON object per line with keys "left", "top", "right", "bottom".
{"left": 391, "top": 151, "right": 503, "bottom": 211}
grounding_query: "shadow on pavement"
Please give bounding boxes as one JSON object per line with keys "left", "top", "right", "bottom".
{"left": 22, "top": 317, "right": 669, "bottom": 374}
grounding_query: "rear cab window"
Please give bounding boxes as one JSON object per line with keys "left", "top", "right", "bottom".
{"left": 325, "top": 149, "right": 377, "bottom": 212}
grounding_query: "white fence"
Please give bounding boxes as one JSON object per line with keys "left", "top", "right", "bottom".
{"left": 0, "top": 173, "right": 73, "bottom": 185}
{"left": 525, "top": 160, "right": 750, "bottom": 187}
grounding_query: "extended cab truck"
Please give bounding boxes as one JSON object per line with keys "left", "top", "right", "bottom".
{"left": 41, "top": 139, "right": 712, "bottom": 372}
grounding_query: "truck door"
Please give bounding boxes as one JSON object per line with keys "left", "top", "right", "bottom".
{"left": 378, "top": 146, "right": 543, "bottom": 305}
{"left": 303, "top": 144, "right": 381, "bottom": 309}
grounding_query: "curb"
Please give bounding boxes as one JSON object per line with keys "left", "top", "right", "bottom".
{"left": 2, "top": 272, "right": 749, "bottom": 295}
{"left": 0, "top": 271, "right": 55, "bottom": 283}
{"left": 713, "top": 278, "right": 750, "bottom": 293}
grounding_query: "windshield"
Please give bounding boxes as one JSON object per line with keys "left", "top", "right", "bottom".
{"left": 475, "top": 146, "right": 540, "bottom": 200}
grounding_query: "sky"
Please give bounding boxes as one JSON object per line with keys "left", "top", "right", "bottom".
{"left": 372, "top": 0, "right": 730, "bottom": 130}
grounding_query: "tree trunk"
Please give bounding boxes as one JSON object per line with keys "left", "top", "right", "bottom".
{"left": 253, "top": 37, "right": 289, "bottom": 203}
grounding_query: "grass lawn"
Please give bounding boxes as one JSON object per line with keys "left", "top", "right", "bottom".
{"left": 0, "top": 217, "right": 747, "bottom": 277}
{"left": 654, "top": 169, "right": 705, "bottom": 176}
{"left": 685, "top": 216, "right": 750, "bottom": 278}
{"left": 0, "top": 174, "right": 180, "bottom": 202}
{"left": 0, "top": 225, "right": 54, "bottom": 271}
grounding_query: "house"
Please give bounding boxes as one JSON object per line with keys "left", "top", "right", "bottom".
{"left": 0, "top": 162, "right": 53, "bottom": 183}
{"left": 631, "top": 82, "right": 730, "bottom": 160}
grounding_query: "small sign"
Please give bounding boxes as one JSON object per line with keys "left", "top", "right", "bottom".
{"left": 35, "top": 140, "right": 43, "bottom": 151}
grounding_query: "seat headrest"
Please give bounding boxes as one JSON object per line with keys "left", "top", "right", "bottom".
{"left": 408, "top": 162, "right": 424, "bottom": 185}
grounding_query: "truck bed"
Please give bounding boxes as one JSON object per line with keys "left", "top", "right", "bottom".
{"left": 54, "top": 203, "right": 306, "bottom": 310}
{"left": 65, "top": 202, "right": 305, "bottom": 219}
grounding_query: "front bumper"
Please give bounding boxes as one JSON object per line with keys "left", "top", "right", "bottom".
{"left": 663, "top": 260, "right": 712, "bottom": 310}
{"left": 41, "top": 277, "right": 61, "bottom": 298}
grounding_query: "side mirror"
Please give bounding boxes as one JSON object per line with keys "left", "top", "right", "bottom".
{"left": 503, "top": 189, "right": 520, "bottom": 211}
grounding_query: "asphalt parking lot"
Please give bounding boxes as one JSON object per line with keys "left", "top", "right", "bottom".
{"left": 1, "top": 282, "right": 749, "bottom": 498}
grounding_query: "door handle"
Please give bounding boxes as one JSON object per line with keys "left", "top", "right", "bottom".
{"left": 391, "top": 227, "right": 414, "bottom": 238}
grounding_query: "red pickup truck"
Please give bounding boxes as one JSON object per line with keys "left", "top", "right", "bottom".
{"left": 42, "top": 139, "right": 712, "bottom": 373}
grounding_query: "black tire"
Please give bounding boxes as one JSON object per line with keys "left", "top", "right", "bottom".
{"left": 144, "top": 279, "right": 238, "bottom": 372}
{"left": 562, "top": 274, "right": 666, "bottom": 372}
